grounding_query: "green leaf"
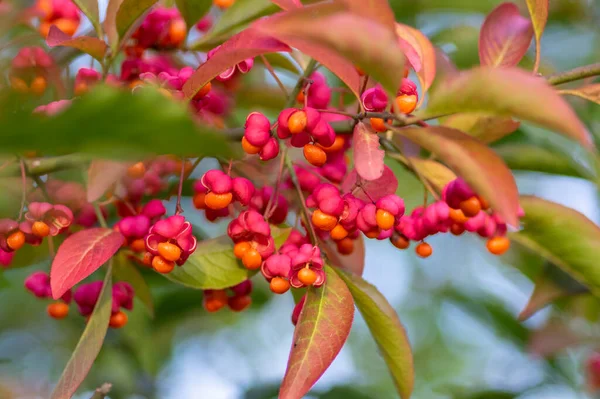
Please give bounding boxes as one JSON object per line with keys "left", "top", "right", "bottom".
{"left": 442, "top": 114, "right": 520, "bottom": 144}
{"left": 280, "top": 266, "right": 354, "bottom": 399}
{"left": 191, "top": 0, "right": 279, "bottom": 51}
{"left": 50, "top": 263, "right": 113, "bottom": 399}
{"left": 494, "top": 144, "right": 588, "bottom": 179}
{"left": 114, "top": 253, "right": 154, "bottom": 317}
{"left": 166, "top": 227, "right": 290, "bottom": 290}
{"left": 416, "top": 67, "right": 593, "bottom": 150}
{"left": 518, "top": 263, "right": 587, "bottom": 321}
{"left": 509, "top": 196, "right": 600, "bottom": 297}
{"left": 335, "top": 269, "right": 414, "bottom": 399}
{"left": 72, "top": 0, "right": 101, "bottom": 36}
{"left": 175, "top": 0, "right": 212, "bottom": 30}
{"left": 405, "top": 157, "right": 456, "bottom": 195}
{"left": 0, "top": 86, "right": 232, "bottom": 159}
{"left": 394, "top": 126, "right": 520, "bottom": 227}
{"left": 116, "top": 0, "right": 159, "bottom": 39}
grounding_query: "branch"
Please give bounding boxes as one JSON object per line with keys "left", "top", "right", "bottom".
{"left": 546, "top": 62, "right": 600, "bottom": 86}
{"left": 0, "top": 154, "right": 89, "bottom": 177}
{"left": 90, "top": 383, "right": 112, "bottom": 399}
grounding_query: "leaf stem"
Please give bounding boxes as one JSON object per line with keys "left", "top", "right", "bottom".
{"left": 546, "top": 62, "right": 600, "bottom": 85}
{"left": 260, "top": 54, "right": 289, "bottom": 97}
{"left": 90, "top": 383, "right": 112, "bottom": 399}
{"left": 93, "top": 203, "right": 108, "bottom": 228}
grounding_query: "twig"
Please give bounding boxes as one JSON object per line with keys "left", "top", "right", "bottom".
{"left": 90, "top": 383, "right": 112, "bottom": 399}
{"left": 286, "top": 59, "right": 318, "bottom": 109}
{"left": 18, "top": 158, "right": 27, "bottom": 220}
{"left": 175, "top": 158, "right": 186, "bottom": 215}
{"left": 546, "top": 62, "right": 600, "bottom": 85}
{"left": 260, "top": 54, "right": 289, "bottom": 96}
{"left": 285, "top": 155, "right": 318, "bottom": 244}
{"left": 93, "top": 203, "right": 108, "bottom": 228}
{"left": 265, "top": 148, "right": 287, "bottom": 220}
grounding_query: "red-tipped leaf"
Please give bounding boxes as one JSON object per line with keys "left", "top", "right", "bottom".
{"left": 51, "top": 228, "right": 124, "bottom": 299}
{"left": 46, "top": 26, "right": 108, "bottom": 62}
{"left": 280, "top": 266, "right": 354, "bottom": 399}
{"left": 183, "top": 28, "right": 291, "bottom": 99}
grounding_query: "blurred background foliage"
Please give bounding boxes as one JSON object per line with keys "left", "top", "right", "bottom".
{"left": 0, "top": 0, "right": 599, "bottom": 398}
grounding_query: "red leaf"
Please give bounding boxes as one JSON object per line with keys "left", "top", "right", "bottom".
{"left": 323, "top": 235, "right": 366, "bottom": 276}
{"left": 341, "top": 165, "right": 398, "bottom": 202}
{"left": 182, "top": 28, "right": 291, "bottom": 99}
{"left": 46, "top": 26, "right": 108, "bottom": 62}
{"left": 395, "top": 23, "right": 436, "bottom": 102}
{"left": 280, "top": 266, "right": 354, "bottom": 399}
{"left": 51, "top": 228, "right": 125, "bottom": 299}
{"left": 353, "top": 122, "right": 384, "bottom": 181}
{"left": 560, "top": 84, "right": 600, "bottom": 105}
{"left": 270, "top": 0, "right": 302, "bottom": 10}
{"left": 255, "top": 3, "right": 404, "bottom": 96}
{"left": 338, "top": 0, "right": 396, "bottom": 32}
{"left": 87, "top": 160, "right": 129, "bottom": 203}
{"left": 479, "top": 2, "right": 533, "bottom": 67}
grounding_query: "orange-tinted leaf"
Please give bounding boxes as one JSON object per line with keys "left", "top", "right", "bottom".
{"left": 442, "top": 113, "right": 520, "bottom": 143}
{"left": 46, "top": 26, "right": 107, "bottom": 62}
{"left": 255, "top": 3, "right": 404, "bottom": 95}
{"left": 182, "top": 28, "right": 290, "bottom": 99}
{"left": 525, "top": 0, "right": 549, "bottom": 72}
{"left": 518, "top": 263, "right": 587, "bottom": 321}
{"left": 406, "top": 157, "right": 456, "bottom": 195}
{"left": 353, "top": 122, "right": 384, "bottom": 181}
{"left": 395, "top": 126, "right": 520, "bottom": 227}
{"left": 395, "top": 23, "right": 436, "bottom": 101}
{"left": 87, "top": 160, "right": 128, "bottom": 203}
{"left": 323, "top": 234, "right": 366, "bottom": 276}
{"left": 51, "top": 228, "right": 124, "bottom": 299}
{"left": 479, "top": 2, "right": 533, "bottom": 67}
{"left": 417, "top": 67, "right": 593, "bottom": 150}
{"left": 50, "top": 263, "right": 112, "bottom": 399}
{"left": 335, "top": 270, "right": 414, "bottom": 399}
{"left": 280, "top": 266, "right": 354, "bottom": 399}
{"left": 104, "top": 0, "right": 124, "bottom": 52}
{"left": 271, "top": 0, "right": 301, "bottom": 10}
{"left": 560, "top": 84, "right": 600, "bottom": 105}
{"left": 339, "top": 0, "right": 396, "bottom": 32}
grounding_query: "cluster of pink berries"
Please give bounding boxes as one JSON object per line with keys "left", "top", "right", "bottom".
{"left": 24, "top": 271, "right": 135, "bottom": 328}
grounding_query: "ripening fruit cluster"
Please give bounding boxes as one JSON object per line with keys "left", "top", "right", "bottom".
{"left": 24, "top": 272, "right": 135, "bottom": 328}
